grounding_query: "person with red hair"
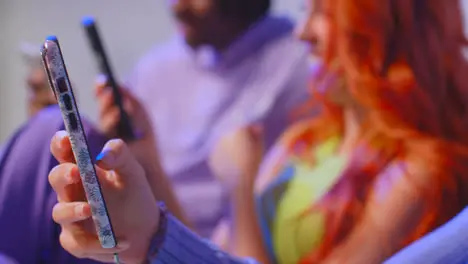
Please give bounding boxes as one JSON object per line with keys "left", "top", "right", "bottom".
{"left": 45, "top": 0, "right": 468, "bottom": 263}
{"left": 209, "top": 0, "right": 468, "bottom": 262}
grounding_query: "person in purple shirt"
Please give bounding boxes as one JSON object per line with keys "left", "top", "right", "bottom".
{"left": 20, "top": 42, "right": 57, "bottom": 117}
{"left": 96, "top": 0, "right": 310, "bottom": 237}
{"left": 0, "top": 106, "right": 106, "bottom": 264}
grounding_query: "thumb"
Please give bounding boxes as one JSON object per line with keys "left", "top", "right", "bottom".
{"left": 120, "top": 87, "right": 144, "bottom": 114}
{"left": 95, "top": 139, "right": 143, "bottom": 183}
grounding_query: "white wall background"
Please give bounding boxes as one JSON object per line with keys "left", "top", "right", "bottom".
{"left": 0, "top": 0, "right": 466, "bottom": 142}
{"left": 0, "top": 0, "right": 303, "bottom": 142}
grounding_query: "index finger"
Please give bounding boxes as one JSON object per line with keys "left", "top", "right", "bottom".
{"left": 51, "top": 130, "right": 75, "bottom": 163}
{"left": 49, "top": 163, "right": 85, "bottom": 203}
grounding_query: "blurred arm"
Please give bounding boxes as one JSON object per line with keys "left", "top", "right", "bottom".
{"left": 226, "top": 139, "right": 295, "bottom": 264}
{"left": 223, "top": 54, "right": 312, "bottom": 262}
{"left": 226, "top": 44, "right": 315, "bottom": 256}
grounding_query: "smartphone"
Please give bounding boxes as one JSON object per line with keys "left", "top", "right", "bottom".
{"left": 82, "top": 16, "right": 135, "bottom": 140}
{"left": 41, "top": 36, "right": 117, "bottom": 249}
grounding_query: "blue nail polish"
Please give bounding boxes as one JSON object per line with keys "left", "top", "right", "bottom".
{"left": 96, "top": 150, "right": 107, "bottom": 162}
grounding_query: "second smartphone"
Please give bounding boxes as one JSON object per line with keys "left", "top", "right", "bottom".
{"left": 82, "top": 17, "right": 135, "bottom": 140}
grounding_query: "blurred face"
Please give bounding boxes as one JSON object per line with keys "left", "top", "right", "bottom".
{"left": 297, "top": 0, "right": 353, "bottom": 105}
{"left": 27, "top": 67, "right": 56, "bottom": 116}
{"left": 168, "top": 0, "right": 224, "bottom": 48}
{"left": 296, "top": 0, "right": 331, "bottom": 58}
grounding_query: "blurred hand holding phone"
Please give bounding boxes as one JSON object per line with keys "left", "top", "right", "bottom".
{"left": 94, "top": 76, "right": 160, "bottom": 166}
{"left": 82, "top": 17, "right": 135, "bottom": 141}
{"left": 82, "top": 17, "right": 161, "bottom": 170}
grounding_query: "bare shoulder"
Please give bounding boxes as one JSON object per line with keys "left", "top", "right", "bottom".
{"left": 322, "top": 160, "right": 441, "bottom": 263}
{"left": 381, "top": 156, "right": 436, "bottom": 188}
{"left": 254, "top": 119, "right": 314, "bottom": 194}
{"left": 366, "top": 158, "right": 439, "bottom": 228}
{"left": 372, "top": 159, "right": 435, "bottom": 201}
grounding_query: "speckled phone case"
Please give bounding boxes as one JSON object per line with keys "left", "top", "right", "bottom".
{"left": 41, "top": 36, "right": 117, "bottom": 249}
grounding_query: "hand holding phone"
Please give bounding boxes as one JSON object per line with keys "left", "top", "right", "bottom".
{"left": 41, "top": 36, "right": 117, "bottom": 249}
{"left": 82, "top": 17, "right": 135, "bottom": 140}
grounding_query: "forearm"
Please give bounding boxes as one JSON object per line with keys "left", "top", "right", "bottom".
{"left": 229, "top": 184, "right": 270, "bottom": 264}
{"left": 152, "top": 213, "right": 257, "bottom": 264}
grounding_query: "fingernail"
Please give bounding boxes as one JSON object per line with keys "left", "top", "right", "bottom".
{"left": 96, "top": 149, "right": 115, "bottom": 165}
{"left": 96, "top": 74, "right": 107, "bottom": 85}
{"left": 66, "top": 168, "right": 79, "bottom": 183}
{"left": 56, "top": 131, "right": 67, "bottom": 145}
{"left": 75, "top": 203, "right": 85, "bottom": 216}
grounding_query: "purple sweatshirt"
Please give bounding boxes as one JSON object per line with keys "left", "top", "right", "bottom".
{"left": 0, "top": 106, "right": 106, "bottom": 264}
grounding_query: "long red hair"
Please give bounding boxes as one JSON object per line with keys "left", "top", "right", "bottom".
{"left": 292, "top": 0, "right": 468, "bottom": 262}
